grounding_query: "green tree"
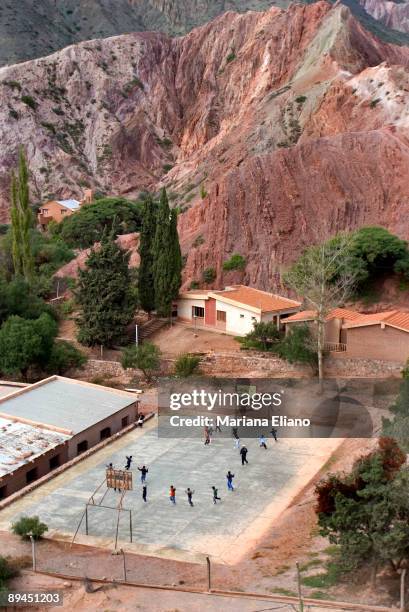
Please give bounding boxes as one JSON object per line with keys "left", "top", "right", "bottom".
{"left": 382, "top": 361, "right": 409, "bottom": 451}
{"left": 174, "top": 353, "right": 201, "bottom": 377}
{"left": 275, "top": 324, "right": 317, "bottom": 367}
{"left": 315, "top": 438, "right": 409, "bottom": 584}
{"left": 284, "top": 234, "right": 356, "bottom": 382}
{"left": 242, "top": 321, "right": 281, "bottom": 350}
{"left": 138, "top": 195, "right": 157, "bottom": 314}
{"left": 76, "top": 230, "right": 136, "bottom": 348}
{"left": 346, "top": 226, "right": 409, "bottom": 286}
{"left": 46, "top": 340, "right": 86, "bottom": 374}
{"left": 12, "top": 516, "right": 48, "bottom": 540}
{"left": 10, "top": 148, "right": 34, "bottom": 281}
{"left": 153, "top": 189, "right": 182, "bottom": 317}
{"left": 53, "top": 197, "right": 143, "bottom": 248}
{"left": 0, "top": 278, "right": 53, "bottom": 324}
{"left": 0, "top": 313, "right": 57, "bottom": 380}
{"left": 121, "top": 342, "right": 161, "bottom": 381}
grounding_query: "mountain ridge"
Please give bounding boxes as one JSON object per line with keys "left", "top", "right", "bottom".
{"left": 0, "top": 1, "right": 409, "bottom": 288}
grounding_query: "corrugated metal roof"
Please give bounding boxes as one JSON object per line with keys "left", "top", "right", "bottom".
{"left": 0, "top": 417, "right": 70, "bottom": 478}
{"left": 57, "top": 199, "right": 80, "bottom": 210}
{"left": 0, "top": 378, "right": 136, "bottom": 435}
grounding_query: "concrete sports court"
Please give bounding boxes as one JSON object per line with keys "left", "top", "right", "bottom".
{"left": 0, "top": 418, "right": 340, "bottom": 564}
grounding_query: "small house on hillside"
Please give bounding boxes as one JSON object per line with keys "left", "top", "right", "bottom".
{"left": 177, "top": 285, "right": 301, "bottom": 336}
{"left": 282, "top": 308, "right": 409, "bottom": 362}
{"left": 37, "top": 189, "right": 93, "bottom": 229}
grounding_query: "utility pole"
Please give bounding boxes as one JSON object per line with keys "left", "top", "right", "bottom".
{"left": 400, "top": 568, "right": 406, "bottom": 611}
{"left": 206, "top": 556, "right": 211, "bottom": 592}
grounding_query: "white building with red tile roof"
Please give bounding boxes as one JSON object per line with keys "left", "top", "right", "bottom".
{"left": 177, "top": 285, "right": 301, "bottom": 336}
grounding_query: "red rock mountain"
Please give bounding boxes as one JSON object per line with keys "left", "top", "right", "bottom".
{"left": 0, "top": 2, "right": 409, "bottom": 289}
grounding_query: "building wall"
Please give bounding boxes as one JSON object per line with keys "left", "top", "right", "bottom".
{"left": 345, "top": 325, "right": 409, "bottom": 362}
{"left": 177, "top": 298, "right": 207, "bottom": 322}
{"left": 39, "top": 201, "right": 75, "bottom": 224}
{"left": 68, "top": 402, "right": 138, "bottom": 459}
{"left": 215, "top": 300, "right": 260, "bottom": 335}
{"left": 0, "top": 443, "right": 68, "bottom": 500}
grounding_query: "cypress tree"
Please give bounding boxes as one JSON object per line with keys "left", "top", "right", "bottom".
{"left": 168, "top": 208, "right": 182, "bottom": 300}
{"left": 138, "top": 194, "right": 157, "bottom": 314}
{"left": 76, "top": 229, "right": 136, "bottom": 348}
{"left": 153, "top": 188, "right": 182, "bottom": 317}
{"left": 10, "top": 147, "right": 34, "bottom": 281}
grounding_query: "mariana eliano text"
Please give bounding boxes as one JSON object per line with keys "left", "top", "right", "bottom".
{"left": 168, "top": 415, "right": 311, "bottom": 427}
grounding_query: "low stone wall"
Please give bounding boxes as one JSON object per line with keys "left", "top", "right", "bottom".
{"left": 68, "top": 352, "right": 404, "bottom": 384}
{"left": 326, "top": 355, "right": 403, "bottom": 378}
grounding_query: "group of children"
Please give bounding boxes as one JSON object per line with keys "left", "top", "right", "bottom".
{"left": 107, "top": 426, "right": 279, "bottom": 507}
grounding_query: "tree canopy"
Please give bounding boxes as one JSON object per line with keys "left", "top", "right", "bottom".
{"left": 76, "top": 230, "right": 136, "bottom": 347}
{"left": 53, "top": 197, "right": 143, "bottom": 248}
{"left": 138, "top": 195, "right": 157, "bottom": 314}
{"left": 121, "top": 342, "right": 161, "bottom": 381}
{"left": 315, "top": 438, "right": 409, "bottom": 580}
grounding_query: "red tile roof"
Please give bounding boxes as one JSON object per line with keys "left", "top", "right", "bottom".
{"left": 283, "top": 308, "right": 361, "bottom": 324}
{"left": 344, "top": 310, "right": 409, "bottom": 333}
{"left": 211, "top": 285, "right": 301, "bottom": 313}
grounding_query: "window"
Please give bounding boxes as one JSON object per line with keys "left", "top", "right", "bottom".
{"left": 100, "top": 427, "right": 111, "bottom": 440}
{"left": 217, "top": 310, "right": 226, "bottom": 322}
{"left": 77, "top": 440, "right": 88, "bottom": 455}
{"left": 49, "top": 455, "right": 60, "bottom": 470}
{"left": 121, "top": 416, "right": 129, "bottom": 428}
{"left": 251, "top": 316, "right": 257, "bottom": 322}
{"left": 42, "top": 208, "right": 49, "bottom": 214}
{"left": 26, "top": 467, "right": 38, "bottom": 484}
{"left": 240, "top": 314, "right": 244, "bottom": 319}
{"left": 0, "top": 486, "right": 7, "bottom": 500}
{"left": 192, "top": 306, "right": 204, "bottom": 318}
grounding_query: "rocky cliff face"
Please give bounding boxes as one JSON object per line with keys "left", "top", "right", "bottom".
{"left": 358, "top": 0, "right": 409, "bottom": 34}
{"left": 0, "top": 2, "right": 409, "bottom": 289}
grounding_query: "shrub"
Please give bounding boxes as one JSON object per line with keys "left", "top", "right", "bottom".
{"left": 0, "top": 556, "right": 19, "bottom": 588}
{"left": 121, "top": 342, "right": 161, "bottom": 381}
{"left": 275, "top": 324, "right": 317, "bottom": 367}
{"left": 12, "top": 516, "right": 48, "bottom": 540}
{"left": 175, "top": 353, "right": 201, "bottom": 377}
{"left": 189, "top": 281, "right": 200, "bottom": 289}
{"left": 226, "top": 51, "right": 236, "bottom": 63}
{"left": 223, "top": 253, "right": 246, "bottom": 271}
{"left": 192, "top": 235, "right": 204, "bottom": 248}
{"left": 46, "top": 340, "right": 86, "bottom": 374}
{"left": 21, "top": 95, "right": 37, "bottom": 110}
{"left": 202, "top": 267, "right": 216, "bottom": 283}
{"left": 295, "top": 95, "right": 307, "bottom": 104}
{"left": 370, "top": 98, "right": 381, "bottom": 108}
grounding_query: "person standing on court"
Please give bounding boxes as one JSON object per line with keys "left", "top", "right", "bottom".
{"left": 185, "top": 488, "right": 195, "bottom": 506}
{"left": 125, "top": 455, "right": 133, "bottom": 470}
{"left": 138, "top": 465, "right": 149, "bottom": 483}
{"left": 240, "top": 445, "right": 248, "bottom": 465}
{"left": 271, "top": 427, "right": 278, "bottom": 442}
{"left": 226, "top": 471, "right": 235, "bottom": 491}
{"left": 212, "top": 486, "right": 221, "bottom": 504}
{"left": 169, "top": 485, "right": 176, "bottom": 504}
{"left": 259, "top": 434, "right": 267, "bottom": 449}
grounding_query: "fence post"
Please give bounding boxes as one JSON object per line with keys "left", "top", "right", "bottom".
{"left": 122, "top": 549, "right": 127, "bottom": 582}
{"left": 206, "top": 556, "right": 211, "bottom": 592}
{"left": 29, "top": 535, "right": 36, "bottom": 572}
{"left": 296, "top": 562, "right": 304, "bottom": 612}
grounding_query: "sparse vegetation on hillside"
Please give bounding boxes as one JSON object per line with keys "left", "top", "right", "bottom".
{"left": 121, "top": 342, "right": 161, "bottom": 382}
{"left": 174, "top": 353, "right": 201, "bottom": 377}
{"left": 223, "top": 253, "right": 246, "bottom": 271}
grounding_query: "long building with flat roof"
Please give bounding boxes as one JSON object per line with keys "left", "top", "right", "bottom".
{"left": 0, "top": 376, "right": 140, "bottom": 500}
